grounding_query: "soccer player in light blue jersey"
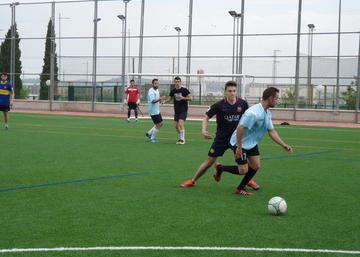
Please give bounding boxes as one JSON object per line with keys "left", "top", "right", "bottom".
{"left": 214, "top": 87, "right": 293, "bottom": 196}
{"left": 145, "top": 78, "right": 165, "bottom": 143}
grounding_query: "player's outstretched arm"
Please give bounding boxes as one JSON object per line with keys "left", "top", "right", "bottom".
{"left": 201, "top": 115, "right": 212, "bottom": 139}
{"left": 268, "top": 129, "right": 293, "bottom": 153}
{"left": 163, "top": 96, "right": 173, "bottom": 104}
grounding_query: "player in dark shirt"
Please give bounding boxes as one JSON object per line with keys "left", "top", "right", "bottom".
{"left": 164, "top": 76, "right": 192, "bottom": 144}
{"left": 0, "top": 72, "right": 14, "bottom": 130}
{"left": 180, "top": 81, "right": 256, "bottom": 187}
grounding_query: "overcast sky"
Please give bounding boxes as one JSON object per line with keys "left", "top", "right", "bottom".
{"left": 0, "top": 0, "right": 359, "bottom": 82}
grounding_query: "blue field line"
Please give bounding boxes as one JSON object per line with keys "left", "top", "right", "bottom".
{"left": 261, "top": 150, "right": 340, "bottom": 161}
{"left": 303, "top": 156, "right": 360, "bottom": 162}
{"left": 0, "top": 172, "right": 150, "bottom": 193}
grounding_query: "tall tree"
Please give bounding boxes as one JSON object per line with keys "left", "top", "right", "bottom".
{"left": 0, "top": 24, "right": 23, "bottom": 99}
{"left": 39, "top": 18, "right": 59, "bottom": 100}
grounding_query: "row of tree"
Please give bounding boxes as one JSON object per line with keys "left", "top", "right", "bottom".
{"left": 0, "top": 19, "right": 58, "bottom": 100}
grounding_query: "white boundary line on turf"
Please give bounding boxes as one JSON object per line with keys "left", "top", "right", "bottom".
{"left": 0, "top": 246, "right": 359, "bottom": 254}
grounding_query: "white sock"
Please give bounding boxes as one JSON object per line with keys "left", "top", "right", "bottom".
{"left": 151, "top": 128, "right": 159, "bottom": 140}
{"left": 147, "top": 126, "right": 155, "bottom": 135}
{"left": 179, "top": 129, "right": 185, "bottom": 141}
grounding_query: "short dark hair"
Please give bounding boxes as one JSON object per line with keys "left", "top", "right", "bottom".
{"left": 174, "top": 76, "right": 181, "bottom": 81}
{"left": 225, "top": 81, "right": 237, "bottom": 90}
{"left": 262, "top": 87, "right": 279, "bottom": 100}
{"left": 152, "top": 78, "right": 158, "bottom": 84}
{"left": 1, "top": 72, "right": 8, "bottom": 77}
{"left": 130, "top": 79, "right": 135, "bottom": 83}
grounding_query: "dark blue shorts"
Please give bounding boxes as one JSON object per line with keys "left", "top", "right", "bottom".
{"left": 0, "top": 105, "right": 10, "bottom": 112}
{"left": 208, "top": 139, "right": 236, "bottom": 157}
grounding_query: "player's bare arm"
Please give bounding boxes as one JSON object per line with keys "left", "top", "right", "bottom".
{"left": 180, "top": 94, "right": 192, "bottom": 101}
{"left": 268, "top": 129, "right": 293, "bottom": 153}
{"left": 235, "top": 125, "right": 245, "bottom": 159}
{"left": 10, "top": 91, "right": 14, "bottom": 106}
{"left": 201, "top": 115, "right": 212, "bottom": 139}
{"left": 163, "top": 96, "right": 173, "bottom": 104}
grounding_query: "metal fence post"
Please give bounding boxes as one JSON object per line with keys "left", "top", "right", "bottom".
{"left": 294, "top": 0, "right": 302, "bottom": 120}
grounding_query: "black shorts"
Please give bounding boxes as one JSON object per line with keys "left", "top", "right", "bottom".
{"left": 208, "top": 139, "right": 236, "bottom": 157}
{"left": 235, "top": 145, "right": 260, "bottom": 165}
{"left": 128, "top": 102, "right": 138, "bottom": 110}
{"left": 174, "top": 112, "right": 187, "bottom": 121}
{"left": 0, "top": 105, "right": 10, "bottom": 112}
{"left": 151, "top": 114, "right": 163, "bottom": 124}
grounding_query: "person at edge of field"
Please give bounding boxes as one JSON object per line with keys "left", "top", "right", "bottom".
{"left": 163, "top": 76, "right": 192, "bottom": 145}
{"left": 180, "top": 81, "right": 258, "bottom": 190}
{"left": 125, "top": 79, "right": 140, "bottom": 122}
{"left": 214, "top": 87, "right": 293, "bottom": 196}
{"left": 146, "top": 78, "right": 166, "bottom": 143}
{"left": 0, "top": 72, "right": 14, "bottom": 130}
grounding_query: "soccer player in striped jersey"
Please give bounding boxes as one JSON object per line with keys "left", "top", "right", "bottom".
{"left": 0, "top": 73, "right": 14, "bottom": 130}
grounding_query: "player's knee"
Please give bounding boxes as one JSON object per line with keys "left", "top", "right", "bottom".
{"left": 157, "top": 123, "right": 163, "bottom": 129}
{"left": 206, "top": 158, "right": 216, "bottom": 166}
{"left": 238, "top": 165, "right": 248, "bottom": 175}
{"left": 251, "top": 163, "right": 260, "bottom": 170}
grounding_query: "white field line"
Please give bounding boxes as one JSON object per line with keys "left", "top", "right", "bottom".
{"left": 0, "top": 246, "right": 359, "bottom": 254}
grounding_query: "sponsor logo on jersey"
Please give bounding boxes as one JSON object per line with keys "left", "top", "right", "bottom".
{"left": 224, "top": 114, "right": 240, "bottom": 122}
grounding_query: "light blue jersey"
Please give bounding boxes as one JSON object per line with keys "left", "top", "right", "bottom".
{"left": 148, "top": 87, "right": 160, "bottom": 116}
{"left": 230, "top": 103, "right": 274, "bottom": 149}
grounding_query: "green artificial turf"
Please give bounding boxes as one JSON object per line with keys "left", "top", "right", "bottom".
{"left": 0, "top": 112, "right": 359, "bottom": 257}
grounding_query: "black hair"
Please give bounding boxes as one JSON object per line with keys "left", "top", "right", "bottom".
{"left": 174, "top": 76, "right": 181, "bottom": 81}
{"left": 130, "top": 79, "right": 135, "bottom": 83}
{"left": 152, "top": 78, "right": 158, "bottom": 84}
{"left": 225, "top": 81, "right": 237, "bottom": 90}
{"left": 262, "top": 87, "right": 279, "bottom": 100}
{"left": 1, "top": 72, "right": 8, "bottom": 77}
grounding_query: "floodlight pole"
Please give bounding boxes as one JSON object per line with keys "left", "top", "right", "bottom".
{"left": 92, "top": 0, "right": 100, "bottom": 112}
{"left": 231, "top": 16, "right": 236, "bottom": 76}
{"left": 175, "top": 27, "right": 181, "bottom": 74}
{"left": 186, "top": 0, "right": 193, "bottom": 89}
{"left": 335, "top": 0, "right": 342, "bottom": 110}
{"left": 238, "top": 0, "right": 245, "bottom": 98}
{"left": 307, "top": 24, "right": 315, "bottom": 106}
{"left": 122, "top": 0, "right": 130, "bottom": 101}
{"left": 294, "top": 0, "right": 302, "bottom": 120}
{"left": 50, "top": 1, "right": 55, "bottom": 111}
{"left": 9, "top": 2, "right": 19, "bottom": 92}
{"left": 272, "top": 49, "right": 280, "bottom": 85}
{"left": 138, "top": 0, "right": 144, "bottom": 86}
{"left": 356, "top": 32, "right": 360, "bottom": 123}
{"left": 117, "top": 14, "right": 126, "bottom": 102}
{"left": 58, "top": 13, "right": 71, "bottom": 82}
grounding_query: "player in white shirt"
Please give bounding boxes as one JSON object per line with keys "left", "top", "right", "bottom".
{"left": 146, "top": 79, "right": 165, "bottom": 143}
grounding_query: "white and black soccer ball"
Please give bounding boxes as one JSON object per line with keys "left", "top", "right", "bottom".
{"left": 268, "top": 196, "right": 287, "bottom": 215}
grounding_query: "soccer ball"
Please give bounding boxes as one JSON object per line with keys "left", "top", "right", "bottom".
{"left": 268, "top": 196, "right": 287, "bottom": 215}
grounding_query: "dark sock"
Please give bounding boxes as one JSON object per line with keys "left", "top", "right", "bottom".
{"left": 135, "top": 111, "right": 138, "bottom": 119}
{"left": 221, "top": 165, "right": 240, "bottom": 175}
{"left": 127, "top": 110, "right": 131, "bottom": 118}
{"left": 237, "top": 167, "right": 258, "bottom": 190}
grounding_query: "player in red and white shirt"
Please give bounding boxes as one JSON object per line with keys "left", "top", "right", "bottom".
{"left": 125, "top": 79, "right": 140, "bottom": 122}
